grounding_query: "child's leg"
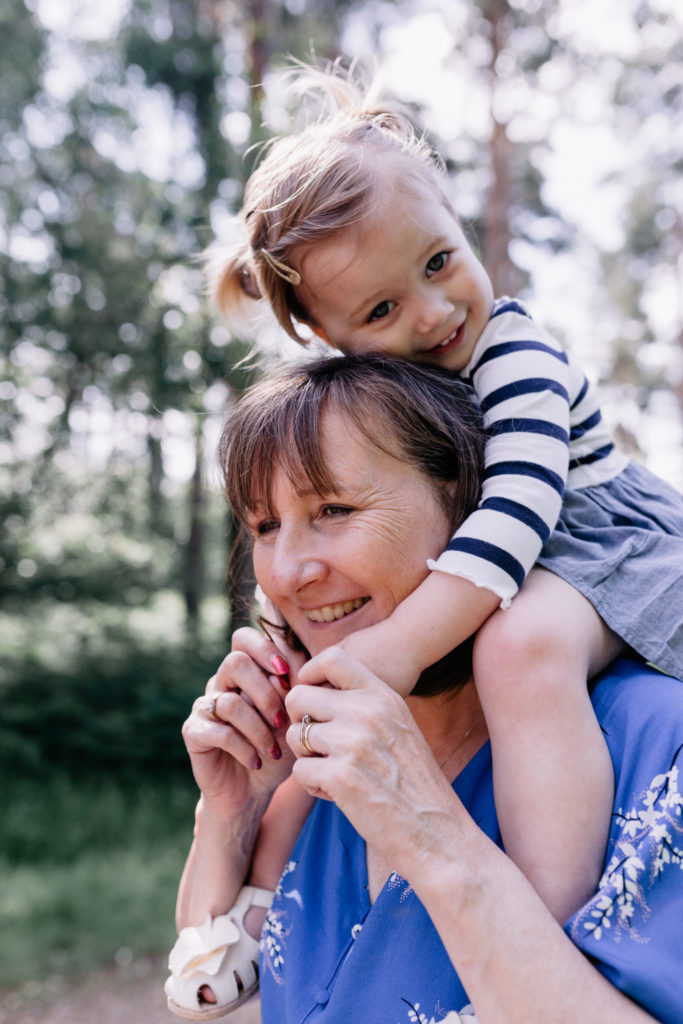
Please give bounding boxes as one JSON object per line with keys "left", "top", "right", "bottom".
{"left": 473, "top": 567, "right": 623, "bottom": 924}
{"left": 197, "top": 776, "right": 314, "bottom": 1007}
{"left": 251, "top": 774, "right": 315, "bottom": 888}
{"left": 244, "top": 775, "right": 314, "bottom": 936}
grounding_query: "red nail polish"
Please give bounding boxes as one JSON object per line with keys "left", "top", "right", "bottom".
{"left": 268, "top": 743, "right": 281, "bottom": 761}
{"left": 273, "top": 710, "right": 286, "bottom": 730}
{"left": 272, "top": 655, "right": 289, "bottom": 675}
{"left": 253, "top": 757, "right": 262, "bottom": 771}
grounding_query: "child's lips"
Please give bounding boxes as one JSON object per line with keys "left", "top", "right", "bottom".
{"left": 427, "top": 321, "right": 465, "bottom": 354}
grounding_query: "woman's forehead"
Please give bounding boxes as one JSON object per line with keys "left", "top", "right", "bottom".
{"left": 251, "top": 405, "right": 398, "bottom": 510}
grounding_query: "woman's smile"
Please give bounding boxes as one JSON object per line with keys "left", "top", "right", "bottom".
{"left": 304, "top": 597, "right": 370, "bottom": 623}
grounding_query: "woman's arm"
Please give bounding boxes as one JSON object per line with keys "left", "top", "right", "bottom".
{"left": 409, "top": 814, "right": 656, "bottom": 1024}
{"left": 285, "top": 648, "right": 660, "bottom": 1024}
{"left": 175, "top": 627, "right": 301, "bottom": 929}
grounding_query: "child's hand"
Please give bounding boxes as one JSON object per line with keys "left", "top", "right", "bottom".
{"left": 334, "top": 618, "right": 424, "bottom": 698}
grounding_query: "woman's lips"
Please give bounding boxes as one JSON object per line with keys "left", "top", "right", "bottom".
{"left": 304, "top": 597, "right": 370, "bottom": 623}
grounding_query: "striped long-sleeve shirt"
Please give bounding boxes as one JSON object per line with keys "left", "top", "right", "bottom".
{"left": 430, "top": 298, "right": 628, "bottom": 607}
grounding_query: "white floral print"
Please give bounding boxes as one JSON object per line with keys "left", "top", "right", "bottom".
{"left": 261, "top": 859, "right": 297, "bottom": 979}
{"left": 387, "top": 870, "right": 414, "bottom": 902}
{"left": 573, "top": 756, "right": 683, "bottom": 943}
{"left": 400, "top": 998, "right": 479, "bottom": 1023}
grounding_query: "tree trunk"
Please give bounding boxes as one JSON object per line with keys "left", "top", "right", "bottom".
{"left": 482, "top": 0, "right": 522, "bottom": 298}
{"left": 184, "top": 422, "right": 204, "bottom": 636}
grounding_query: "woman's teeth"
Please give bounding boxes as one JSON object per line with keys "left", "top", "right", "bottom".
{"left": 306, "top": 597, "right": 369, "bottom": 622}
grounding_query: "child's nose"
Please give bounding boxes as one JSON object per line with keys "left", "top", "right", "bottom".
{"left": 414, "top": 291, "right": 452, "bottom": 334}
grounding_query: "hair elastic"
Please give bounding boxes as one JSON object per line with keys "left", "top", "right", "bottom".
{"left": 260, "top": 249, "right": 302, "bottom": 286}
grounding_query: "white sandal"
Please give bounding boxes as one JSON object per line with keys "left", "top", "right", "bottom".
{"left": 165, "top": 885, "right": 274, "bottom": 1020}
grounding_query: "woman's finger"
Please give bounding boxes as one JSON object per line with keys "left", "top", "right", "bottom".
{"left": 231, "top": 626, "right": 293, "bottom": 689}
{"left": 206, "top": 689, "right": 285, "bottom": 764}
{"left": 285, "top": 712, "right": 331, "bottom": 760}
{"left": 211, "top": 650, "right": 289, "bottom": 735}
{"left": 286, "top": 651, "right": 405, "bottom": 728}
{"left": 296, "top": 645, "right": 389, "bottom": 693}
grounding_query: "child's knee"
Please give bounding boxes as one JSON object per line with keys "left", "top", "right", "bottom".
{"left": 473, "top": 604, "right": 567, "bottom": 701}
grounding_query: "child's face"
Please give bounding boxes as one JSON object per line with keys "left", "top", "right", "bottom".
{"left": 297, "top": 182, "right": 494, "bottom": 372}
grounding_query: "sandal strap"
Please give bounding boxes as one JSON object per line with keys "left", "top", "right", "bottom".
{"left": 165, "top": 886, "right": 274, "bottom": 1018}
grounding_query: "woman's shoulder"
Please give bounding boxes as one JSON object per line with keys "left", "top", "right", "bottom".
{"left": 591, "top": 657, "right": 683, "bottom": 748}
{"left": 571, "top": 658, "right": 683, "bottom": 1024}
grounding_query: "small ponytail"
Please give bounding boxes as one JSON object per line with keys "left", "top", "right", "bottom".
{"left": 203, "top": 228, "right": 264, "bottom": 331}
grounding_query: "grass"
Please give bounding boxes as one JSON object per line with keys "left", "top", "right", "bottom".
{"left": 0, "top": 776, "right": 199, "bottom": 989}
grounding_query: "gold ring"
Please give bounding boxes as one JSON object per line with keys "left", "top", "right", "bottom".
{"left": 208, "top": 694, "right": 220, "bottom": 721}
{"left": 300, "top": 713, "right": 316, "bottom": 755}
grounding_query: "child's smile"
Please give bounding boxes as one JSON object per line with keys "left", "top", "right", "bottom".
{"left": 296, "top": 181, "right": 494, "bottom": 372}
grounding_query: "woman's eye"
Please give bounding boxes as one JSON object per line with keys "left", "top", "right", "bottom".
{"left": 255, "top": 519, "right": 279, "bottom": 535}
{"left": 368, "top": 300, "right": 396, "bottom": 322}
{"left": 320, "top": 505, "right": 353, "bottom": 519}
{"left": 426, "top": 251, "right": 448, "bottom": 276}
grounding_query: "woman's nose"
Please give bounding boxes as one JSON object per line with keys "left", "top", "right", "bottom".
{"left": 414, "top": 290, "right": 452, "bottom": 334}
{"left": 269, "top": 527, "right": 326, "bottom": 593}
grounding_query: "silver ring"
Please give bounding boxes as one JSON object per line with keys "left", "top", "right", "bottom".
{"left": 208, "top": 694, "right": 220, "bottom": 721}
{"left": 300, "top": 714, "right": 316, "bottom": 755}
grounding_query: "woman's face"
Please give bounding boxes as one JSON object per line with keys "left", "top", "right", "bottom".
{"left": 246, "top": 408, "right": 452, "bottom": 657}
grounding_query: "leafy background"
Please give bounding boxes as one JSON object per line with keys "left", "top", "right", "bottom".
{"left": 1, "top": 0, "right": 681, "bottom": 996}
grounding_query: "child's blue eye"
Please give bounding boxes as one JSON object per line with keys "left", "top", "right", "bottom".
{"left": 426, "top": 252, "right": 448, "bottom": 276}
{"left": 368, "top": 300, "right": 396, "bottom": 322}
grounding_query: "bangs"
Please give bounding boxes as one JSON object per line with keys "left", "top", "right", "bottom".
{"left": 222, "top": 374, "right": 341, "bottom": 523}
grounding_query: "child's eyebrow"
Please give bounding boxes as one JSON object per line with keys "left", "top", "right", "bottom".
{"left": 348, "top": 290, "right": 383, "bottom": 320}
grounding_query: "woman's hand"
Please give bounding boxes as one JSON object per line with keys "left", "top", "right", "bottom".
{"left": 284, "top": 646, "right": 457, "bottom": 869}
{"left": 182, "top": 627, "right": 307, "bottom": 815}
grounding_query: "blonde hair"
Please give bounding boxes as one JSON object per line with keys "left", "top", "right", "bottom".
{"left": 209, "top": 60, "right": 448, "bottom": 344}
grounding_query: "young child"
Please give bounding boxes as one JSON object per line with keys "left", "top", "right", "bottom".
{"left": 179, "top": 61, "right": 683, "bottom": 1009}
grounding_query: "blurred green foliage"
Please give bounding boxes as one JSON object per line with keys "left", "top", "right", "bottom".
{"left": 0, "top": 777, "right": 198, "bottom": 986}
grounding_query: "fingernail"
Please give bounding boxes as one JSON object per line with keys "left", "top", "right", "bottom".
{"left": 272, "top": 655, "right": 289, "bottom": 675}
{"left": 268, "top": 743, "right": 281, "bottom": 761}
{"left": 273, "top": 710, "right": 286, "bottom": 730}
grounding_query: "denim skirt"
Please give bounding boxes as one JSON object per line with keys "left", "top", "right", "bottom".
{"left": 536, "top": 460, "right": 683, "bottom": 680}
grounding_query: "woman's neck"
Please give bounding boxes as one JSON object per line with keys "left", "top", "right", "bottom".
{"left": 407, "top": 680, "right": 489, "bottom": 783}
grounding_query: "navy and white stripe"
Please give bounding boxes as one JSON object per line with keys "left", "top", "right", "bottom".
{"left": 430, "top": 298, "right": 628, "bottom": 606}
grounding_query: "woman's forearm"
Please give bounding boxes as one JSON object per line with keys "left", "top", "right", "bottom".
{"left": 405, "top": 812, "right": 656, "bottom": 1024}
{"left": 175, "top": 792, "right": 271, "bottom": 930}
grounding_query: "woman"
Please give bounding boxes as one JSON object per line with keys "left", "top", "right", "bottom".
{"left": 167, "top": 354, "right": 683, "bottom": 1024}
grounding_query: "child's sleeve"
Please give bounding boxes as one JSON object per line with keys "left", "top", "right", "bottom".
{"left": 431, "top": 302, "right": 572, "bottom": 607}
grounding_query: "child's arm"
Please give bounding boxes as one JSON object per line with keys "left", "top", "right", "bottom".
{"left": 342, "top": 304, "right": 576, "bottom": 696}
{"left": 338, "top": 571, "right": 499, "bottom": 696}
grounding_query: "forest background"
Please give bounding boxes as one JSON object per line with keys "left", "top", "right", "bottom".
{"left": 1, "top": 0, "right": 682, "bottom": 1005}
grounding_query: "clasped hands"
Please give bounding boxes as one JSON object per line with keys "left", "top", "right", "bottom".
{"left": 182, "top": 616, "right": 429, "bottom": 831}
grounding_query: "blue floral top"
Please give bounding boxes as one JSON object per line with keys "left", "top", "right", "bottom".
{"left": 260, "top": 659, "right": 683, "bottom": 1024}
